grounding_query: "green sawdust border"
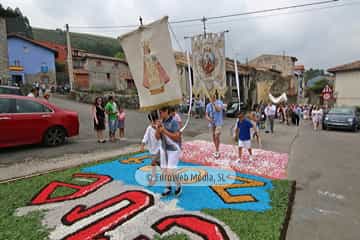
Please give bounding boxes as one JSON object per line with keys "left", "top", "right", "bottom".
{"left": 280, "top": 180, "right": 296, "bottom": 240}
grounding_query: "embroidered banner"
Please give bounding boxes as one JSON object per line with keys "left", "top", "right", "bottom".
{"left": 119, "top": 17, "right": 182, "bottom": 111}
{"left": 191, "top": 33, "right": 226, "bottom": 98}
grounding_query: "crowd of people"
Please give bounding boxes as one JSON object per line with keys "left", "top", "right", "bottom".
{"left": 27, "top": 81, "right": 51, "bottom": 101}
{"left": 92, "top": 96, "right": 126, "bottom": 143}
{"left": 91, "top": 93, "right": 328, "bottom": 198}
{"left": 254, "top": 103, "right": 326, "bottom": 132}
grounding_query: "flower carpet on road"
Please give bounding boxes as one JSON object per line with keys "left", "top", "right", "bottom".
{"left": 182, "top": 140, "right": 289, "bottom": 179}
{"left": 0, "top": 144, "right": 295, "bottom": 240}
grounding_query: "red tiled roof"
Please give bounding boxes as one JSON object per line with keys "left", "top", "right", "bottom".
{"left": 328, "top": 60, "right": 360, "bottom": 73}
{"left": 36, "top": 40, "right": 68, "bottom": 62}
{"left": 7, "top": 33, "right": 58, "bottom": 57}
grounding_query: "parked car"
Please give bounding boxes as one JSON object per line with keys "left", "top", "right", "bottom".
{"left": 0, "top": 95, "right": 79, "bottom": 148}
{"left": 323, "top": 106, "right": 360, "bottom": 132}
{"left": 0, "top": 85, "right": 23, "bottom": 96}
{"left": 225, "top": 102, "right": 247, "bottom": 117}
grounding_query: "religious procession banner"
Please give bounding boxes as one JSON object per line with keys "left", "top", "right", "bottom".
{"left": 191, "top": 32, "right": 226, "bottom": 98}
{"left": 119, "top": 16, "right": 182, "bottom": 111}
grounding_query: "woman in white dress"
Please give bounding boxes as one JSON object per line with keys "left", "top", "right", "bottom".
{"left": 312, "top": 106, "right": 321, "bottom": 130}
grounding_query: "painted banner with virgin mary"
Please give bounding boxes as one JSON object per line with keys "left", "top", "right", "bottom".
{"left": 119, "top": 16, "right": 182, "bottom": 111}
{"left": 191, "top": 33, "right": 226, "bottom": 98}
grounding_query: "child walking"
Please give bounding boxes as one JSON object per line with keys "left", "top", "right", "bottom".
{"left": 249, "top": 111, "right": 261, "bottom": 147}
{"left": 117, "top": 107, "right": 126, "bottom": 140}
{"left": 156, "top": 106, "right": 182, "bottom": 197}
{"left": 234, "top": 112, "right": 256, "bottom": 163}
{"left": 140, "top": 111, "right": 161, "bottom": 186}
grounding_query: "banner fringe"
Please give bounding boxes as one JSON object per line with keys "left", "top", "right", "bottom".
{"left": 139, "top": 99, "right": 183, "bottom": 112}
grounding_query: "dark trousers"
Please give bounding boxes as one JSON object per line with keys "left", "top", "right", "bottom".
{"left": 294, "top": 114, "right": 300, "bottom": 126}
{"left": 267, "top": 116, "right": 275, "bottom": 133}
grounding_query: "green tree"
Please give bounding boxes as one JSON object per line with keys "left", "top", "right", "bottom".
{"left": 0, "top": 4, "right": 33, "bottom": 38}
{"left": 114, "top": 51, "right": 125, "bottom": 60}
{"left": 308, "top": 78, "right": 333, "bottom": 94}
{"left": 304, "top": 68, "right": 324, "bottom": 83}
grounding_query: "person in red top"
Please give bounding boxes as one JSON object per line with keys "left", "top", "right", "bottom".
{"left": 117, "top": 107, "right": 126, "bottom": 140}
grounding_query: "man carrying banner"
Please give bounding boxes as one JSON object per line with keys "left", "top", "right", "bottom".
{"left": 206, "top": 94, "right": 224, "bottom": 158}
{"left": 156, "top": 106, "right": 182, "bottom": 197}
{"left": 119, "top": 17, "right": 183, "bottom": 196}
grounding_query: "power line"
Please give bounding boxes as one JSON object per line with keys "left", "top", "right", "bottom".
{"left": 68, "top": 0, "right": 341, "bottom": 29}
{"left": 205, "top": 0, "right": 360, "bottom": 27}
{"left": 203, "top": 0, "right": 340, "bottom": 21}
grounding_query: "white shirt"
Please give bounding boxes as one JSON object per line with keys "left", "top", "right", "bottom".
{"left": 142, "top": 125, "right": 161, "bottom": 155}
{"left": 27, "top": 93, "right": 35, "bottom": 97}
{"left": 265, "top": 105, "right": 276, "bottom": 117}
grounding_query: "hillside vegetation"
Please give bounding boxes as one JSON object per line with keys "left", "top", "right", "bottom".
{"left": 32, "top": 28, "right": 123, "bottom": 57}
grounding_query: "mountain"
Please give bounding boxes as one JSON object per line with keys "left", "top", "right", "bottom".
{"left": 32, "top": 28, "right": 123, "bottom": 57}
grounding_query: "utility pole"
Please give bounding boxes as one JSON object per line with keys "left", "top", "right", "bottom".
{"left": 201, "top": 16, "right": 207, "bottom": 37}
{"left": 65, "top": 24, "right": 74, "bottom": 91}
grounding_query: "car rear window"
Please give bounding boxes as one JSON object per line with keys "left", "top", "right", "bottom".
{"left": 0, "top": 98, "right": 13, "bottom": 113}
{"left": 15, "top": 99, "right": 52, "bottom": 113}
{"left": 0, "top": 87, "right": 21, "bottom": 95}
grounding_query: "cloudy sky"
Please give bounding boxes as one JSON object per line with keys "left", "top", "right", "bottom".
{"left": 2, "top": 0, "right": 360, "bottom": 69}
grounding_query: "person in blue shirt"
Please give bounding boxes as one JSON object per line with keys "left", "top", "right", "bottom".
{"left": 156, "top": 106, "right": 182, "bottom": 197}
{"left": 235, "top": 111, "right": 256, "bottom": 162}
{"left": 205, "top": 94, "right": 224, "bottom": 158}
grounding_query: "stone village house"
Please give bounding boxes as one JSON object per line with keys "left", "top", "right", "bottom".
{"left": 0, "top": 18, "right": 9, "bottom": 84}
{"left": 71, "top": 49, "right": 134, "bottom": 93}
{"left": 175, "top": 51, "right": 287, "bottom": 107}
{"left": 328, "top": 60, "right": 360, "bottom": 106}
{"left": 249, "top": 54, "right": 300, "bottom": 101}
{"left": 6, "top": 34, "right": 58, "bottom": 86}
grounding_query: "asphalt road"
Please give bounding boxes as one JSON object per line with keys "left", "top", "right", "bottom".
{"left": 287, "top": 121, "right": 360, "bottom": 240}
{"left": 1, "top": 95, "right": 359, "bottom": 239}
{"left": 0, "top": 96, "right": 215, "bottom": 165}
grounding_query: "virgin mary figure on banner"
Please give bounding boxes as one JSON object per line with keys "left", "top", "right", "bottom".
{"left": 119, "top": 16, "right": 182, "bottom": 111}
{"left": 142, "top": 41, "right": 170, "bottom": 95}
{"left": 191, "top": 33, "right": 226, "bottom": 98}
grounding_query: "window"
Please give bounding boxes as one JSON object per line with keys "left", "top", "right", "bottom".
{"left": 106, "top": 73, "right": 111, "bottom": 80}
{"left": 15, "top": 99, "right": 51, "bottom": 113}
{"left": 14, "top": 60, "right": 21, "bottom": 66}
{"left": 271, "top": 65, "right": 277, "bottom": 70}
{"left": 41, "top": 63, "right": 48, "bottom": 73}
{"left": 231, "top": 89, "right": 238, "bottom": 98}
{"left": 96, "top": 60, "right": 102, "bottom": 66}
{"left": 0, "top": 98, "right": 14, "bottom": 114}
{"left": 114, "top": 62, "right": 119, "bottom": 68}
{"left": 73, "top": 60, "right": 84, "bottom": 69}
{"left": 23, "top": 46, "right": 29, "bottom": 53}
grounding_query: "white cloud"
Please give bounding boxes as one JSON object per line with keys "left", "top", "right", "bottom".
{"left": 2, "top": 0, "right": 360, "bottom": 69}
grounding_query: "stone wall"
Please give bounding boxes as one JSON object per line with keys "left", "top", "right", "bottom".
{"left": 0, "top": 18, "right": 9, "bottom": 84}
{"left": 86, "top": 58, "right": 132, "bottom": 92}
{"left": 25, "top": 71, "right": 57, "bottom": 86}
{"left": 71, "top": 90, "right": 139, "bottom": 109}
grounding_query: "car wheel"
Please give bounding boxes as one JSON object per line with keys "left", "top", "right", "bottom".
{"left": 44, "top": 127, "right": 66, "bottom": 147}
{"left": 323, "top": 124, "right": 328, "bottom": 130}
